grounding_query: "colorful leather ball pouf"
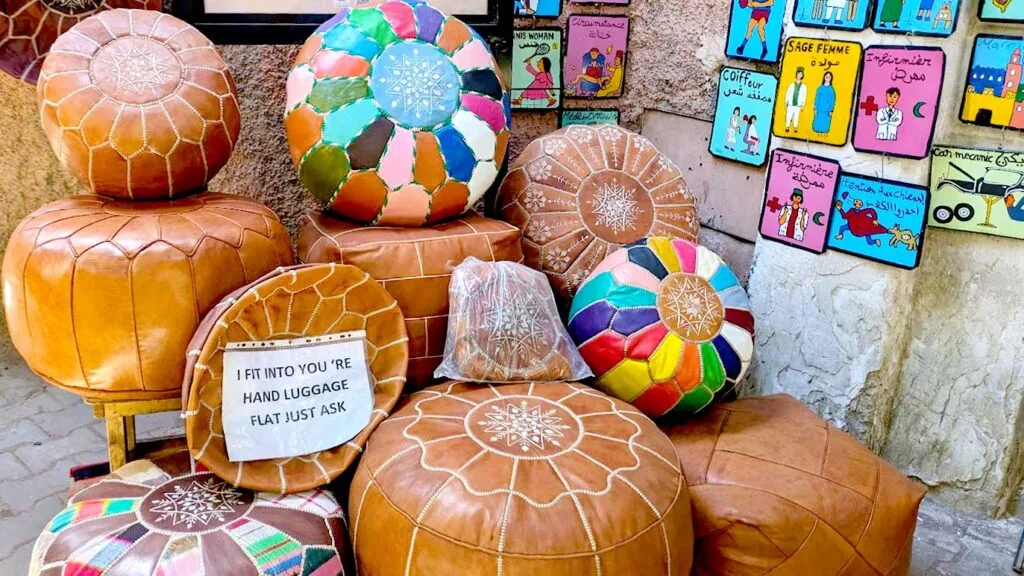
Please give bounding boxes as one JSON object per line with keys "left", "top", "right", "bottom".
{"left": 285, "top": 0, "right": 510, "bottom": 227}
{"left": 567, "top": 237, "right": 755, "bottom": 418}
{"left": 29, "top": 459, "right": 352, "bottom": 576}
{"left": 38, "top": 9, "right": 241, "bottom": 199}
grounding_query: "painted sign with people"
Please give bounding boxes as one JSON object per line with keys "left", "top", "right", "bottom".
{"left": 929, "top": 145, "right": 1024, "bottom": 241}
{"left": 759, "top": 149, "right": 840, "bottom": 253}
{"left": 978, "top": 0, "right": 1024, "bottom": 22}
{"left": 512, "top": 29, "right": 562, "bottom": 110}
{"left": 792, "top": 0, "right": 870, "bottom": 30}
{"left": 853, "top": 46, "right": 945, "bottom": 159}
{"left": 827, "top": 174, "right": 929, "bottom": 269}
{"left": 725, "top": 0, "right": 786, "bottom": 63}
{"left": 515, "top": 0, "right": 562, "bottom": 17}
{"left": 564, "top": 15, "right": 629, "bottom": 99}
{"left": 710, "top": 67, "right": 778, "bottom": 166}
{"left": 871, "top": 0, "right": 960, "bottom": 35}
{"left": 772, "top": 38, "right": 863, "bottom": 146}
{"left": 960, "top": 35, "right": 1024, "bottom": 132}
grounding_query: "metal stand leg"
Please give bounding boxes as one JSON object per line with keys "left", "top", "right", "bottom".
{"left": 1015, "top": 528, "right": 1024, "bottom": 573}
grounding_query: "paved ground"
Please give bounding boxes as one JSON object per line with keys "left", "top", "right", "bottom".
{"left": 0, "top": 360, "right": 1020, "bottom": 575}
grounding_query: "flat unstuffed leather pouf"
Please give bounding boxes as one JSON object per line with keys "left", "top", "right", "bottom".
{"left": 568, "top": 237, "right": 754, "bottom": 417}
{"left": 350, "top": 381, "right": 694, "bottom": 575}
{"left": 297, "top": 211, "right": 522, "bottom": 390}
{"left": 184, "top": 263, "right": 409, "bottom": 493}
{"left": 38, "top": 9, "right": 241, "bottom": 198}
{"left": 498, "top": 124, "right": 700, "bottom": 304}
{"left": 663, "top": 395, "right": 926, "bottom": 576}
{"left": 29, "top": 459, "right": 352, "bottom": 576}
{"left": 0, "top": 0, "right": 160, "bottom": 84}
{"left": 2, "top": 193, "right": 293, "bottom": 401}
{"left": 285, "top": 0, "right": 510, "bottom": 226}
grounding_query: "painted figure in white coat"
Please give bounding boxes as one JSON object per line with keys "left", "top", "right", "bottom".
{"left": 784, "top": 67, "right": 808, "bottom": 132}
{"left": 875, "top": 87, "right": 903, "bottom": 141}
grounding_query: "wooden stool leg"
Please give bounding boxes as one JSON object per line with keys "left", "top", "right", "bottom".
{"left": 105, "top": 415, "right": 128, "bottom": 472}
{"left": 125, "top": 415, "right": 137, "bottom": 456}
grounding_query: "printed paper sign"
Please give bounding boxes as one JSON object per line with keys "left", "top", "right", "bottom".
{"left": 513, "top": 29, "right": 562, "bottom": 110}
{"left": 853, "top": 46, "right": 945, "bottom": 159}
{"left": 759, "top": 149, "right": 840, "bottom": 253}
{"left": 515, "top": 0, "right": 562, "bottom": 17}
{"left": 960, "top": 35, "right": 1024, "bottom": 133}
{"left": 827, "top": 174, "right": 929, "bottom": 269}
{"left": 929, "top": 145, "right": 1024, "bottom": 240}
{"left": 871, "top": 0, "right": 960, "bottom": 36}
{"left": 773, "top": 38, "right": 862, "bottom": 146}
{"left": 978, "top": 0, "right": 1024, "bottom": 23}
{"left": 222, "top": 332, "right": 374, "bottom": 462}
{"left": 710, "top": 67, "right": 778, "bottom": 166}
{"left": 792, "top": 0, "right": 870, "bottom": 30}
{"left": 559, "top": 108, "right": 620, "bottom": 127}
{"left": 725, "top": 0, "right": 786, "bottom": 63}
{"left": 564, "top": 15, "right": 629, "bottom": 99}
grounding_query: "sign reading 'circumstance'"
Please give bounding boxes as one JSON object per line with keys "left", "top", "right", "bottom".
{"left": 222, "top": 332, "right": 373, "bottom": 462}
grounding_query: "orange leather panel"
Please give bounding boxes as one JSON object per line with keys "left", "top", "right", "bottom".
{"left": 183, "top": 264, "right": 408, "bottom": 494}
{"left": 2, "top": 193, "right": 293, "bottom": 401}
{"left": 662, "top": 395, "right": 926, "bottom": 576}
{"left": 297, "top": 211, "right": 522, "bottom": 390}
{"left": 349, "top": 381, "right": 694, "bottom": 575}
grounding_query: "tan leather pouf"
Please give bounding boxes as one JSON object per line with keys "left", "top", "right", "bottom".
{"left": 184, "top": 263, "right": 409, "bottom": 493}
{"left": 38, "top": 9, "right": 241, "bottom": 198}
{"left": 350, "top": 382, "right": 694, "bottom": 575}
{"left": 297, "top": 212, "right": 522, "bottom": 390}
{"left": 662, "top": 395, "right": 926, "bottom": 576}
{"left": 2, "top": 193, "right": 293, "bottom": 401}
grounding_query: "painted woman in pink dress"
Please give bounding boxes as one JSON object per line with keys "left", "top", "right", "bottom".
{"left": 512, "top": 56, "right": 557, "bottom": 108}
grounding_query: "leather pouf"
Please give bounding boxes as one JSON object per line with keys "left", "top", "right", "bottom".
{"left": 2, "top": 193, "right": 293, "bottom": 401}
{"left": 29, "top": 459, "right": 352, "bottom": 576}
{"left": 184, "top": 263, "right": 409, "bottom": 493}
{"left": 567, "top": 238, "right": 754, "bottom": 418}
{"left": 663, "top": 395, "right": 926, "bottom": 576}
{"left": 38, "top": 9, "right": 241, "bottom": 198}
{"left": 350, "top": 382, "right": 694, "bottom": 575}
{"left": 285, "top": 0, "right": 510, "bottom": 226}
{"left": 498, "top": 124, "right": 700, "bottom": 303}
{"left": 297, "top": 211, "right": 522, "bottom": 390}
{"left": 0, "top": 0, "right": 160, "bottom": 84}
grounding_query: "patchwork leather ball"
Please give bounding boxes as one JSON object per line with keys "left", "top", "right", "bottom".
{"left": 2, "top": 193, "right": 294, "bottom": 401}
{"left": 350, "top": 382, "right": 694, "bottom": 575}
{"left": 499, "top": 124, "right": 699, "bottom": 304}
{"left": 38, "top": 9, "right": 241, "bottom": 198}
{"left": 568, "top": 238, "right": 754, "bottom": 418}
{"left": 0, "top": 0, "right": 160, "bottom": 84}
{"left": 285, "top": 0, "right": 510, "bottom": 226}
{"left": 30, "top": 459, "right": 352, "bottom": 576}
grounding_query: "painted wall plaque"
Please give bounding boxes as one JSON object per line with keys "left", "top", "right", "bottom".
{"left": 772, "top": 38, "right": 863, "bottom": 146}
{"left": 792, "top": 0, "right": 870, "bottom": 30}
{"left": 827, "top": 174, "right": 929, "bottom": 269}
{"left": 515, "top": 0, "right": 563, "bottom": 17}
{"left": 978, "top": 0, "right": 1024, "bottom": 23}
{"left": 929, "top": 145, "right": 1024, "bottom": 240}
{"left": 513, "top": 28, "right": 562, "bottom": 110}
{"left": 710, "top": 67, "right": 778, "bottom": 166}
{"left": 564, "top": 15, "right": 629, "bottom": 99}
{"left": 759, "top": 149, "right": 840, "bottom": 253}
{"left": 853, "top": 46, "right": 945, "bottom": 159}
{"left": 871, "top": 0, "right": 960, "bottom": 36}
{"left": 725, "top": 0, "right": 786, "bottom": 63}
{"left": 961, "top": 35, "right": 1024, "bottom": 132}
{"left": 559, "top": 109, "right": 621, "bottom": 126}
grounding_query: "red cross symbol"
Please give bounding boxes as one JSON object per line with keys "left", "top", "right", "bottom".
{"left": 766, "top": 196, "right": 783, "bottom": 213}
{"left": 860, "top": 96, "right": 880, "bottom": 117}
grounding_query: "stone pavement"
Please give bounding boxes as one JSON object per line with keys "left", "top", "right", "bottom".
{"left": 0, "top": 360, "right": 1020, "bottom": 575}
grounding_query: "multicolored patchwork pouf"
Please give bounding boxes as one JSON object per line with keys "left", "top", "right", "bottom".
{"left": 285, "top": 0, "right": 510, "bottom": 226}
{"left": 0, "top": 0, "right": 160, "bottom": 84}
{"left": 29, "top": 459, "right": 352, "bottom": 576}
{"left": 498, "top": 125, "right": 700, "bottom": 304}
{"left": 38, "top": 9, "right": 241, "bottom": 198}
{"left": 567, "top": 237, "right": 755, "bottom": 418}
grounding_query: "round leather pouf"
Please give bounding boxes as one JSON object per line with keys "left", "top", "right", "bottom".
{"left": 663, "top": 395, "right": 926, "bottom": 576}
{"left": 0, "top": 0, "right": 160, "bottom": 84}
{"left": 350, "top": 382, "right": 694, "bottom": 575}
{"left": 285, "top": 0, "right": 510, "bottom": 226}
{"left": 498, "top": 125, "right": 700, "bottom": 304}
{"left": 38, "top": 9, "right": 241, "bottom": 199}
{"left": 2, "top": 193, "right": 293, "bottom": 402}
{"left": 29, "top": 459, "right": 352, "bottom": 576}
{"left": 567, "top": 238, "right": 754, "bottom": 418}
{"left": 184, "top": 263, "right": 409, "bottom": 494}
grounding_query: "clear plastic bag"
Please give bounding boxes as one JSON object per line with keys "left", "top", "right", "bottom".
{"left": 434, "top": 258, "right": 593, "bottom": 383}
